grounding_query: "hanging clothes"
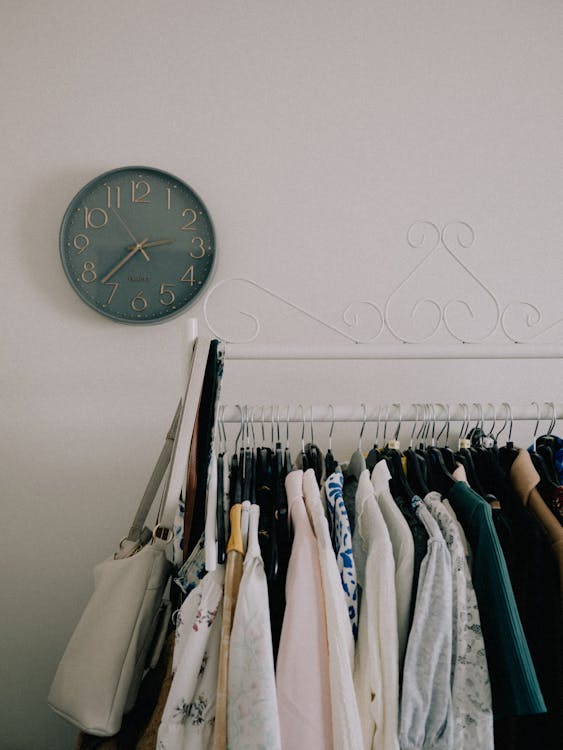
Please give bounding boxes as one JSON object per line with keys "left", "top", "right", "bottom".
{"left": 227, "top": 505, "right": 281, "bottom": 750}
{"left": 213, "top": 504, "right": 244, "bottom": 750}
{"left": 303, "top": 468, "right": 363, "bottom": 750}
{"left": 157, "top": 565, "right": 225, "bottom": 750}
{"left": 353, "top": 469, "right": 400, "bottom": 750}
{"left": 422, "top": 492, "right": 494, "bottom": 750}
{"left": 399, "top": 497, "right": 454, "bottom": 750}
{"left": 370, "top": 460, "right": 414, "bottom": 673}
{"left": 446, "top": 480, "right": 546, "bottom": 718}
{"left": 325, "top": 470, "right": 359, "bottom": 639}
{"left": 276, "top": 470, "right": 333, "bottom": 750}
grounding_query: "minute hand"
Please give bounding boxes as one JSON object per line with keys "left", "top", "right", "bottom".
{"left": 127, "top": 239, "right": 172, "bottom": 250}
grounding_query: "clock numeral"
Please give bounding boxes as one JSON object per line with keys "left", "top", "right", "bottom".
{"left": 131, "top": 291, "right": 148, "bottom": 311}
{"left": 81, "top": 261, "right": 97, "bottom": 284}
{"left": 105, "top": 185, "right": 121, "bottom": 209}
{"left": 131, "top": 180, "right": 151, "bottom": 203}
{"left": 73, "top": 234, "right": 90, "bottom": 255}
{"left": 190, "top": 237, "right": 206, "bottom": 259}
{"left": 102, "top": 280, "right": 119, "bottom": 306}
{"left": 181, "top": 208, "right": 197, "bottom": 231}
{"left": 159, "top": 283, "right": 176, "bottom": 306}
{"left": 180, "top": 265, "right": 195, "bottom": 285}
{"left": 84, "top": 207, "right": 108, "bottom": 229}
{"left": 166, "top": 188, "right": 172, "bottom": 210}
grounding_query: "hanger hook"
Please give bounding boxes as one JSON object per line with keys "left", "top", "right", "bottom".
{"left": 484, "top": 403, "right": 496, "bottom": 440}
{"left": 328, "top": 404, "right": 335, "bottom": 450}
{"left": 359, "top": 403, "right": 367, "bottom": 451}
{"left": 383, "top": 404, "right": 389, "bottom": 443}
{"left": 436, "top": 403, "right": 450, "bottom": 446}
{"left": 494, "top": 403, "right": 509, "bottom": 442}
{"left": 310, "top": 405, "right": 315, "bottom": 445}
{"left": 546, "top": 401, "right": 556, "bottom": 435}
{"left": 531, "top": 401, "right": 541, "bottom": 450}
{"left": 285, "top": 405, "right": 290, "bottom": 449}
{"left": 392, "top": 403, "right": 401, "bottom": 442}
{"left": 233, "top": 404, "right": 243, "bottom": 454}
{"left": 410, "top": 403, "right": 419, "bottom": 446}
{"left": 296, "top": 403, "right": 305, "bottom": 453}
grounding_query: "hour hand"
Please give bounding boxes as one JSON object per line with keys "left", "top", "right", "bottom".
{"left": 101, "top": 239, "right": 149, "bottom": 283}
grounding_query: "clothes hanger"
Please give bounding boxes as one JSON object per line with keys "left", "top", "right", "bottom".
{"left": 405, "top": 403, "right": 430, "bottom": 497}
{"left": 535, "top": 402, "right": 559, "bottom": 483}
{"left": 296, "top": 404, "right": 309, "bottom": 471}
{"left": 305, "top": 405, "right": 323, "bottom": 485}
{"left": 216, "top": 404, "right": 227, "bottom": 563}
{"left": 346, "top": 403, "right": 367, "bottom": 479}
{"left": 229, "top": 404, "right": 243, "bottom": 507}
{"left": 436, "top": 403, "right": 457, "bottom": 473}
{"left": 529, "top": 402, "right": 560, "bottom": 489}
{"left": 366, "top": 405, "right": 384, "bottom": 471}
{"left": 421, "top": 403, "right": 456, "bottom": 497}
{"left": 283, "top": 405, "right": 292, "bottom": 474}
{"left": 382, "top": 403, "right": 415, "bottom": 500}
{"left": 498, "top": 402, "right": 521, "bottom": 473}
{"left": 324, "top": 404, "right": 339, "bottom": 476}
{"left": 455, "top": 402, "right": 486, "bottom": 495}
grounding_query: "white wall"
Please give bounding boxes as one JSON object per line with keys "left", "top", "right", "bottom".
{"left": 1, "top": 2, "right": 562, "bottom": 747}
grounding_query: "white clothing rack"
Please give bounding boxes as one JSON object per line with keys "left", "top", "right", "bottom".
{"left": 217, "top": 404, "right": 561, "bottom": 425}
{"left": 184, "top": 319, "right": 561, "bottom": 426}
{"left": 223, "top": 344, "right": 563, "bottom": 361}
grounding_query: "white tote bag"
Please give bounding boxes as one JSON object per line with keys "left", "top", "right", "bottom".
{"left": 48, "top": 337, "right": 211, "bottom": 736}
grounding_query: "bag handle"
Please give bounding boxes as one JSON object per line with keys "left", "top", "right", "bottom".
{"left": 124, "top": 398, "right": 184, "bottom": 545}
{"left": 153, "top": 337, "right": 211, "bottom": 546}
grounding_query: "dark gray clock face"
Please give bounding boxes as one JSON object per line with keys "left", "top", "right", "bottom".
{"left": 60, "top": 166, "right": 215, "bottom": 323}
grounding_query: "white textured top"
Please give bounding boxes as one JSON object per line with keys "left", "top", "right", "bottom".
{"left": 302, "top": 468, "right": 363, "bottom": 750}
{"left": 400, "top": 499, "right": 454, "bottom": 750}
{"left": 371, "top": 459, "right": 415, "bottom": 671}
{"left": 353, "top": 470, "right": 400, "bottom": 750}
{"left": 228, "top": 505, "right": 281, "bottom": 750}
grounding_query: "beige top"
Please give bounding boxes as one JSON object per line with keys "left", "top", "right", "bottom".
{"left": 510, "top": 449, "right": 563, "bottom": 609}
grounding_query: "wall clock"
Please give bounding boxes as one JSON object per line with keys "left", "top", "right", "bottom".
{"left": 60, "top": 166, "right": 215, "bottom": 323}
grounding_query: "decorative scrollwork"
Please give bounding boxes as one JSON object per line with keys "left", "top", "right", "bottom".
{"left": 202, "top": 223, "right": 559, "bottom": 348}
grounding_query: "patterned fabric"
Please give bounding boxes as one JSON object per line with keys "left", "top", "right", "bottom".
{"left": 423, "top": 492, "right": 494, "bottom": 750}
{"left": 228, "top": 505, "right": 281, "bottom": 750}
{"left": 325, "top": 471, "right": 359, "bottom": 639}
{"left": 157, "top": 565, "right": 225, "bottom": 750}
{"left": 303, "top": 469, "right": 363, "bottom": 750}
{"left": 175, "top": 534, "right": 206, "bottom": 596}
{"left": 173, "top": 493, "right": 186, "bottom": 566}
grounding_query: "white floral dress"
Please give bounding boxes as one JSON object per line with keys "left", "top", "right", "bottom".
{"left": 227, "top": 504, "right": 281, "bottom": 750}
{"left": 157, "top": 565, "right": 225, "bottom": 750}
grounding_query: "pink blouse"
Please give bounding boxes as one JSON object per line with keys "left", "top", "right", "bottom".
{"left": 276, "top": 470, "right": 333, "bottom": 750}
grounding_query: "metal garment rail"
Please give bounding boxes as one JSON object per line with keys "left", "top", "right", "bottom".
{"left": 224, "top": 344, "right": 563, "bottom": 360}
{"left": 218, "top": 404, "right": 561, "bottom": 424}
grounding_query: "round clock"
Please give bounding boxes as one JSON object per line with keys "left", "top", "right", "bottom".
{"left": 60, "top": 166, "right": 215, "bottom": 323}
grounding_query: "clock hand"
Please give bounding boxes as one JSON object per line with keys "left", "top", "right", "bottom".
{"left": 126, "top": 239, "right": 173, "bottom": 251}
{"left": 110, "top": 207, "right": 150, "bottom": 261}
{"left": 101, "top": 238, "right": 150, "bottom": 283}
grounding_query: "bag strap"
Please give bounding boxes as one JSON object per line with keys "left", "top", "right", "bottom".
{"left": 153, "top": 336, "right": 211, "bottom": 547}
{"left": 124, "top": 398, "right": 184, "bottom": 544}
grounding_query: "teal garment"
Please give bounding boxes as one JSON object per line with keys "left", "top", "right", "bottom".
{"left": 447, "top": 481, "right": 546, "bottom": 718}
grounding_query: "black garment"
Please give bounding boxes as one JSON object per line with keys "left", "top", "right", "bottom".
{"left": 393, "top": 494, "right": 429, "bottom": 625}
{"left": 490, "top": 476, "right": 563, "bottom": 750}
{"left": 268, "top": 444, "right": 291, "bottom": 665}
{"left": 342, "top": 474, "right": 358, "bottom": 535}
{"left": 188, "top": 340, "right": 224, "bottom": 554}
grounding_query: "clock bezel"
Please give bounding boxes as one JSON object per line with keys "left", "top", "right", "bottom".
{"left": 59, "top": 165, "right": 217, "bottom": 325}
